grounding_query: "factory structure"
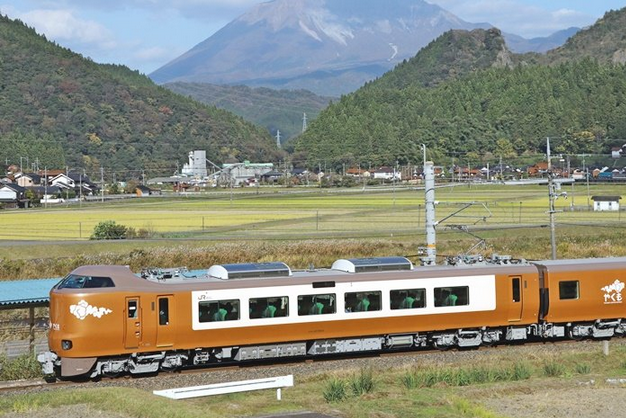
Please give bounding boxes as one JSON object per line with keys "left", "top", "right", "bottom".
{"left": 149, "top": 151, "right": 275, "bottom": 188}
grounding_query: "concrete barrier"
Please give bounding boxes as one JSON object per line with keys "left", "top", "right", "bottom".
{"left": 153, "top": 374, "right": 294, "bottom": 400}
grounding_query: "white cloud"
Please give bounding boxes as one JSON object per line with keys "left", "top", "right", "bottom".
{"left": 34, "top": 0, "right": 263, "bottom": 21}
{"left": 19, "top": 9, "right": 116, "bottom": 49}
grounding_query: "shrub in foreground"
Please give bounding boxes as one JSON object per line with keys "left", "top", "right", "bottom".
{"left": 0, "top": 354, "right": 42, "bottom": 381}
{"left": 323, "top": 378, "right": 347, "bottom": 403}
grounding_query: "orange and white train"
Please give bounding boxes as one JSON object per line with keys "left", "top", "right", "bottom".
{"left": 38, "top": 256, "right": 626, "bottom": 378}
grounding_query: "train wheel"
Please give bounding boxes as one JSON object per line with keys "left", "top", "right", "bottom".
{"left": 160, "top": 364, "right": 181, "bottom": 373}
{"left": 568, "top": 327, "right": 584, "bottom": 341}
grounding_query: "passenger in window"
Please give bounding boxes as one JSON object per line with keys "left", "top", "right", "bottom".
{"left": 309, "top": 299, "right": 324, "bottom": 315}
{"left": 400, "top": 293, "right": 415, "bottom": 309}
{"left": 368, "top": 294, "right": 380, "bottom": 311}
{"left": 213, "top": 306, "right": 227, "bottom": 321}
{"left": 345, "top": 293, "right": 357, "bottom": 312}
{"left": 442, "top": 290, "right": 457, "bottom": 306}
{"left": 225, "top": 302, "right": 236, "bottom": 320}
{"left": 213, "top": 303, "right": 234, "bottom": 321}
{"left": 159, "top": 310, "right": 168, "bottom": 325}
{"left": 262, "top": 303, "right": 277, "bottom": 318}
{"left": 355, "top": 294, "right": 370, "bottom": 312}
{"left": 298, "top": 299, "right": 311, "bottom": 316}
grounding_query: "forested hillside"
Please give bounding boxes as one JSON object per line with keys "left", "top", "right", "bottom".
{"left": 294, "top": 9, "right": 626, "bottom": 167}
{"left": 373, "top": 28, "right": 513, "bottom": 90}
{"left": 295, "top": 60, "right": 626, "bottom": 166}
{"left": 164, "top": 83, "right": 331, "bottom": 142}
{"left": 0, "top": 15, "right": 280, "bottom": 178}
{"left": 547, "top": 8, "right": 626, "bottom": 64}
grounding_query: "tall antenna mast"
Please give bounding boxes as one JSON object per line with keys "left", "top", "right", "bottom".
{"left": 302, "top": 113, "right": 308, "bottom": 133}
{"left": 276, "top": 130, "right": 281, "bottom": 148}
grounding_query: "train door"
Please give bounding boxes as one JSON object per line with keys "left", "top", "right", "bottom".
{"left": 507, "top": 276, "right": 523, "bottom": 322}
{"left": 124, "top": 297, "right": 142, "bottom": 349}
{"left": 156, "top": 295, "right": 175, "bottom": 348}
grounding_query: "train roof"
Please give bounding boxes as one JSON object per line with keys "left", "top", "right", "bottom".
{"left": 61, "top": 260, "right": 539, "bottom": 293}
{"left": 531, "top": 257, "right": 626, "bottom": 272}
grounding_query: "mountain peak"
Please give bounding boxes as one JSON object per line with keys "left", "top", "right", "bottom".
{"left": 150, "top": 0, "right": 488, "bottom": 95}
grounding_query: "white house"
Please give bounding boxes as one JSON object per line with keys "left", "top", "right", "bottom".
{"left": 591, "top": 196, "right": 621, "bottom": 211}
{"left": 0, "top": 184, "right": 27, "bottom": 208}
{"left": 50, "top": 173, "right": 75, "bottom": 189}
{"left": 372, "top": 167, "right": 401, "bottom": 181}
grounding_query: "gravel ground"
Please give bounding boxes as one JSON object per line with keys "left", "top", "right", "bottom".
{"left": 2, "top": 340, "right": 626, "bottom": 418}
{"left": 483, "top": 386, "right": 626, "bottom": 418}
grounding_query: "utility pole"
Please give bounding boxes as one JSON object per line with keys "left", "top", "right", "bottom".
{"left": 44, "top": 167, "right": 47, "bottom": 209}
{"left": 79, "top": 172, "right": 82, "bottom": 208}
{"left": 547, "top": 137, "right": 557, "bottom": 260}
{"left": 423, "top": 160, "right": 437, "bottom": 265}
{"left": 100, "top": 167, "right": 104, "bottom": 203}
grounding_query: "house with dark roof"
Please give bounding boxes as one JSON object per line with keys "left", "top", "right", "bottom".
{"left": 591, "top": 196, "right": 622, "bottom": 211}
{"left": 28, "top": 185, "right": 62, "bottom": 202}
{"left": 135, "top": 185, "right": 161, "bottom": 197}
{"left": 15, "top": 172, "right": 42, "bottom": 187}
{"left": 50, "top": 172, "right": 99, "bottom": 196}
{"left": 0, "top": 183, "right": 29, "bottom": 208}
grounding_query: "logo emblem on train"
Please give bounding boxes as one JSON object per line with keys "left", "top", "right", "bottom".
{"left": 601, "top": 279, "right": 624, "bottom": 304}
{"left": 69, "top": 300, "right": 113, "bottom": 320}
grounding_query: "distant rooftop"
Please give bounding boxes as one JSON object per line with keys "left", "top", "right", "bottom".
{"left": 0, "top": 278, "right": 60, "bottom": 309}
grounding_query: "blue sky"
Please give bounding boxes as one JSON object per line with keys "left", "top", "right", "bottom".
{"left": 0, "top": 0, "right": 624, "bottom": 75}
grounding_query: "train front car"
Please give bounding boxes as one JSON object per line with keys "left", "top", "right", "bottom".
{"left": 38, "top": 265, "right": 149, "bottom": 379}
{"left": 533, "top": 258, "right": 626, "bottom": 339}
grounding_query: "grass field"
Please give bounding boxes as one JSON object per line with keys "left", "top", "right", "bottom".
{"left": 1, "top": 183, "right": 625, "bottom": 242}
{"left": 1, "top": 182, "right": 626, "bottom": 279}
{"left": 1, "top": 343, "right": 625, "bottom": 418}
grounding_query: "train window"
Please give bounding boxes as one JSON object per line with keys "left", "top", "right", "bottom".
{"left": 512, "top": 278, "right": 521, "bottom": 302}
{"left": 158, "top": 298, "right": 169, "bottom": 326}
{"left": 390, "top": 289, "right": 425, "bottom": 310}
{"left": 298, "top": 294, "right": 336, "bottom": 316}
{"left": 198, "top": 299, "right": 240, "bottom": 323}
{"left": 249, "top": 296, "right": 289, "bottom": 319}
{"left": 83, "top": 276, "right": 115, "bottom": 288}
{"left": 434, "top": 286, "right": 469, "bottom": 307}
{"left": 56, "top": 275, "right": 115, "bottom": 289}
{"left": 345, "top": 291, "right": 382, "bottom": 312}
{"left": 128, "top": 300, "right": 138, "bottom": 318}
{"left": 559, "top": 281, "right": 579, "bottom": 300}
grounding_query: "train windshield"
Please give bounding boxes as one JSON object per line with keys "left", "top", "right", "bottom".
{"left": 55, "top": 274, "right": 115, "bottom": 289}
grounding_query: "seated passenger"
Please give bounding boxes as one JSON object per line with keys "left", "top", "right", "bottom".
{"left": 262, "top": 304, "right": 277, "bottom": 318}
{"left": 309, "top": 300, "right": 325, "bottom": 315}
{"left": 212, "top": 307, "right": 227, "bottom": 321}
{"left": 355, "top": 294, "right": 370, "bottom": 312}
{"left": 213, "top": 302, "right": 234, "bottom": 321}
{"left": 443, "top": 292, "right": 458, "bottom": 306}
{"left": 400, "top": 294, "right": 415, "bottom": 309}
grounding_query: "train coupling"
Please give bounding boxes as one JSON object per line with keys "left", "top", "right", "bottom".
{"left": 37, "top": 351, "right": 59, "bottom": 376}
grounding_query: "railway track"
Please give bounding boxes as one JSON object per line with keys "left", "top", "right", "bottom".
{"left": 1, "top": 338, "right": 617, "bottom": 394}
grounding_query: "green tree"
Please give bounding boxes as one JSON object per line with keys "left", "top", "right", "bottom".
{"left": 90, "top": 220, "right": 128, "bottom": 240}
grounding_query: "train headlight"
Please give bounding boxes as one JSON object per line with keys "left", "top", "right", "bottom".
{"left": 61, "top": 340, "right": 73, "bottom": 350}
